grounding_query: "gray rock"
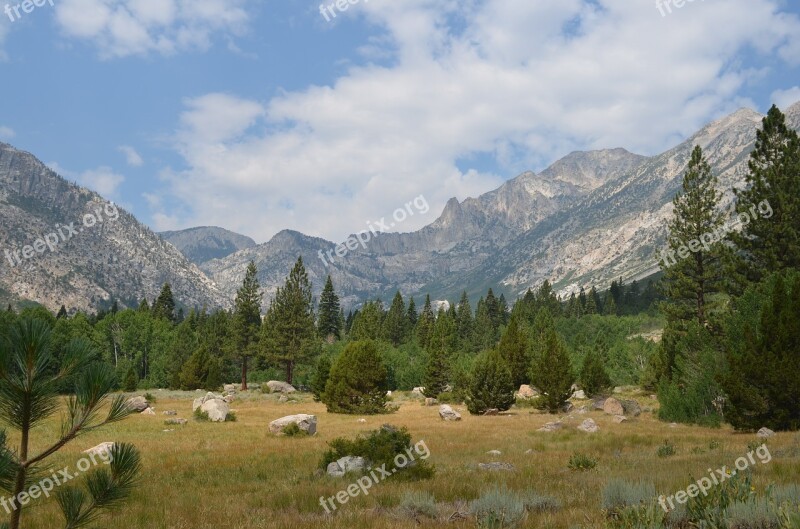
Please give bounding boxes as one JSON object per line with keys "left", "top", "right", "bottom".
{"left": 425, "top": 397, "right": 438, "bottom": 406}
{"left": 603, "top": 397, "right": 625, "bottom": 416}
{"left": 224, "top": 384, "right": 237, "bottom": 394}
{"left": 163, "top": 410, "right": 177, "bottom": 416}
{"left": 267, "top": 380, "right": 297, "bottom": 394}
{"left": 126, "top": 396, "right": 149, "bottom": 412}
{"left": 269, "top": 414, "right": 317, "bottom": 435}
{"left": 83, "top": 442, "right": 115, "bottom": 458}
{"left": 757, "top": 427, "right": 775, "bottom": 439}
{"left": 538, "top": 421, "right": 562, "bottom": 432}
{"left": 483, "top": 408, "right": 500, "bottom": 416}
{"left": 165, "top": 418, "right": 188, "bottom": 425}
{"left": 141, "top": 407, "right": 156, "bottom": 415}
{"left": 577, "top": 419, "right": 599, "bottom": 433}
{"left": 571, "top": 390, "right": 587, "bottom": 400}
{"left": 621, "top": 399, "right": 641, "bottom": 417}
{"left": 200, "top": 399, "right": 230, "bottom": 422}
{"left": 439, "top": 404, "right": 462, "bottom": 421}
{"left": 613, "top": 415, "right": 627, "bottom": 423}
{"left": 327, "top": 456, "right": 366, "bottom": 477}
{"left": 516, "top": 385, "right": 538, "bottom": 399}
{"left": 478, "top": 462, "right": 515, "bottom": 471}
{"left": 193, "top": 392, "right": 223, "bottom": 412}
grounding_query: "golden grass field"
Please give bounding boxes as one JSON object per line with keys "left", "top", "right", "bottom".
{"left": 13, "top": 390, "right": 800, "bottom": 529}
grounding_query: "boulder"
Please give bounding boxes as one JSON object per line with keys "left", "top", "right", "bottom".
{"left": 193, "top": 392, "right": 223, "bottom": 412}
{"left": 165, "top": 418, "right": 188, "bottom": 425}
{"left": 571, "top": 390, "right": 587, "bottom": 400}
{"left": 577, "top": 419, "right": 599, "bottom": 433}
{"left": 163, "top": 410, "right": 177, "bottom": 416}
{"left": 603, "top": 397, "right": 625, "bottom": 416}
{"left": 621, "top": 400, "right": 641, "bottom": 417}
{"left": 267, "top": 381, "right": 297, "bottom": 394}
{"left": 83, "top": 442, "right": 115, "bottom": 458}
{"left": 326, "top": 456, "right": 366, "bottom": 477}
{"left": 538, "top": 421, "right": 562, "bottom": 432}
{"left": 269, "top": 414, "right": 318, "bottom": 435}
{"left": 592, "top": 398, "right": 607, "bottom": 410}
{"left": 141, "top": 407, "right": 156, "bottom": 415}
{"left": 411, "top": 387, "right": 425, "bottom": 396}
{"left": 126, "top": 396, "right": 149, "bottom": 412}
{"left": 424, "top": 397, "right": 438, "bottom": 406}
{"left": 757, "top": 427, "right": 775, "bottom": 439}
{"left": 224, "top": 384, "right": 237, "bottom": 394}
{"left": 439, "top": 405, "right": 462, "bottom": 421}
{"left": 516, "top": 385, "right": 538, "bottom": 399}
{"left": 200, "top": 399, "right": 230, "bottom": 422}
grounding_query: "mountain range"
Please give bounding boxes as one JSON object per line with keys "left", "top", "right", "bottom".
{"left": 1, "top": 101, "right": 798, "bottom": 312}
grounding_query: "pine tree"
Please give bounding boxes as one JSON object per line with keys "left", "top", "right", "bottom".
{"left": 382, "top": 291, "right": 407, "bottom": 346}
{"left": 232, "top": 261, "right": 262, "bottom": 390}
{"left": 416, "top": 295, "right": 435, "bottom": 349}
{"left": 310, "top": 355, "right": 332, "bottom": 402}
{"left": 322, "top": 340, "right": 390, "bottom": 414}
{"left": 466, "top": 350, "right": 516, "bottom": 415}
{"left": 317, "top": 275, "right": 342, "bottom": 341}
{"left": 580, "top": 340, "right": 612, "bottom": 397}
{"left": 603, "top": 292, "right": 617, "bottom": 316}
{"left": 731, "top": 105, "right": 800, "bottom": 286}
{"left": 137, "top": 298, "right": 150, "bottom": 313}
{"left": 152, "top": 283, "right": 176, "bottom": 322}
{"left": 537, "top": 280, "right": 561, "bottom": 317}
{"left": 350, "top": 300, "right": 384, "bottom": 341}
{"left": 584, "top": 287, "right": 598, "bottom": 315}
{"left": 423, "top": 308, "right": 456, "bottom": 398}
{"left": 497, "top": 293, "right": 509, "bottom": 325}
{"left": 406, "top": 297, "right": 417, "bottom": 328}
{"left": 266, "top": 257, "right": 315, "bottom": 385}
{"left": 456, "top": 291, "right": 474, "bottom": 349}
{"left": 123, "top": 364, "right": 138, "bottom": 391}
{"left": 529, "top": 308, "right": 574, "bottom": 413}
{"left": 497, "top": 316, "right": 529, "bottom": 388}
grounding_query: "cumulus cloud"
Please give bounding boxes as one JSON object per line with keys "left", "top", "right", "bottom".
{"left": 152, "top": 0, "right": 800, "bottom": 243}
{"left": 772, "top": 87, "right": 800, "bottom": 109}
{"left": 118, "top": 145, "right": 144, "bottom": 166}
{"left": 54, "top": 0, "right": 251, "bottom": 58}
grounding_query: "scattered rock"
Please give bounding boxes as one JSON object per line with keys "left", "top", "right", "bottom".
{"left": 269, "top": 414, "right": 318, "bottom": 435}
{"left": 571, "top": 390, "right": 587, "bottom": 400}
{"left": 411, "top": 387, "right": 425, "bottom": 396}
{"left": 603, "top": 397, "right": 625, "bottom": 416}
{"left": 621, "top": 400, "right": 642, "bottom": 417}
{"left": 561, "top": 402, "right": 574, "bottom": 413}
{"left": 576, "top": 406, "right": 588, "bottom": 414}
{"left": 326, "top": 456, "right": 366, "bottom": 477}
{"left": 613, "top": 415, "right": 627, "bottom": 423}
{"left": 278, "top": 395, "right": 288, "bottom": 403}
{"left": 478, "top": 462, "right": 515, "bottom": 471}
{"left": 757, "top": 427, "right": 775, "bottom": 439}
{"left": 141, "top": 407, "right": 156, "bottom": 415}
{"left": 224, "top": 384, "right": 237, "bottom": 394}
{"left": 483, "top": 408, "right": 500, "bottom": 416}
{"left": 83, "top": 442, "right": 115, "bottom": 458}
{"left": 163, "top": 410, "right": 177, "bottom": 416}
{"left": 439, "top": 404, "right": 462, "bottom": 421}
{"left": 357, "top": 418, "right": 366, "bottom": 423}
{"left": 201, "top": 399, "right": 230, "bottom": 422}
{"left": 267, "top": 381, "right": 297, "bottom": 394}
{"left": 126, "top": 396, "right": 149, "bottom": 412}
{"left": 516, "top": 385, "right": 538, "bottom": 399}
{"left": 593, "top": 398, "right": 607, "bottom": 410}
{"left": 537, "top": 421, "right": 562, "bottom": 432}
{"left": 425, "top": 397, "right": 438, "bottom": 406}
{"left": 193, "top": 392, "right": 223, "bottom": 412}
{"left": 386, "top": 390, "right": 392, "bottom": 396}
{"left": 163, "top": 429, "right": 174, "bottom": 432}
{"left": 486, "top": 450, "right": 502, "bottom": 456}
{"left": 669, "top": 423, "right": 678, "bottom": 428}
{"left": 165, "top": 418, "right": 188, "bottom": 425}
{"left": 577, "top": 419, "right": 599, "bottom": 433}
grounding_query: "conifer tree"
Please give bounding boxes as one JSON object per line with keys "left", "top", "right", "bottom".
{"left": 322, "top": 340, "right": 390, "bottom": 414}
{"left": 137, "top": 298, "right": 150, "bottom": 313}
{"left": 232, "top": 261, "right": 262, "bottom": 390}
{"left": 455, "top": 291, "right": 474, "bottom": 349}
{"left": 406, "top": 297, "right": 417, "bottom": 329}
{"left": 56, "top": 305, "right": 68, "bottom": 319}
{"left": 310, "top": 355, "right": 332, "bottom": 402}
{"left": 537, "top": 280, "right": 561, "bottom": 317}
{"left": 416, "top": 295, "right": 435, "bottom": 349}
{"left": 317, "top": 275, "right": 342, "bottom": 341}
{"left": 603, "top": 292, "right": 617, "bottom": 316}
{"left": 497, "top": 316, "right": 530, "bottom": 387}
{"left": 350, "top": 300, "right": 384, "bottom": 341}
{"left": 466, "top": 349, "right": 515, "bottom": 414}
{"left": 423, "top": 308, "right": 456, "bottom": 398}
{"left": 584, "top": 287, "right": 598, "bottom": 315}
{"left": 580, "top": 339, "right": 613, "bottom": 397}
{"left": 529, "top": 308, "right": 574, "bottom": 413}
{"left": 382, "top": 291, "right": 407, "bottom": 346}
{"left": 152, "top": 283, "right": 176, "bottom": 322}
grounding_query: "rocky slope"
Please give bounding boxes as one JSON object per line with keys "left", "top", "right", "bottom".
{"left": 0, "top": 143, "right": 228, "bottom": 312}
{"left": 160, "top": 226, "right": 256, "bottom": 266}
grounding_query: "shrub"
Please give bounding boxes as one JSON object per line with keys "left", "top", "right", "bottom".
{"left": 193, "top": 408, "right": 210, "bottom": 422}
{"left": 322, "top": 340, "right": 391, "bottom": 414}
{"left": 320, "top": 425, "right": 434, "bottom": 481}
{"left": 726, "top": 500, "right": 780, "bottom": 529}
{"left": 769, "top": 484, "right": 800, "bottom": 507}
{"left": 144, "top": 392, "right": 157, "bottom": 403}
{"left": 282, "top": 422, "right": 307, "bottom": 437}
{"left": 580, "top": 343, "right": 613, "bottom": 397}
{"left": 568, "top": 453, "right": 598, "bottom": 471}
{"left": 466, "top": 350, "right": 515, "bottom": 415}
{"left": 601, "top": 479, "right": 656, "bottom": 514}
{"left": 225, "top": 411, "right": 237, "bottom": 422}
{"left": 123, "top": 365, "right": 138, "bottom": 392}
{"left": 657, "top": 441, "right": 676, "bottom": 458}
{"left": 471, "top": 486, "right": 526, "bottom": 529}
{"left": 399, "top": 490, "right": 438, "bottom": 519}
{"left": 520, "top": 490, "right": 561, "bottom": 513}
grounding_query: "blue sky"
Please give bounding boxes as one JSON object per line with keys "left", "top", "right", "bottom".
{"left": 1, "top": 0, "right": 799, "bottom": 244}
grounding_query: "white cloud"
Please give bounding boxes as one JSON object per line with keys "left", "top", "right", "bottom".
{"left": 152, "top": 0, "right": 800, "bottom": 244}
{"left": 54, "top": 0, "right": 251, "bottom": 58}
{"left": 0, "top": 126, "right": 15, "bottom": 140}
{"left": 771, "top": 86, "right": 800, "bottom": 109}
{"left": 77, "top": 167, "right": 126, "bottom": 197}
{"left": 118, "top": 145, "right": 144, "bottom": 166}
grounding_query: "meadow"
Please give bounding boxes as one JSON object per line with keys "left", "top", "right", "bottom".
{"left": 14, "top": 389, "right": 800, "bottom": 529}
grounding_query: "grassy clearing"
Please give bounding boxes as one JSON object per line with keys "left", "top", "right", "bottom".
{"left": 11, "top": 390, "right": 800, "bottom": 528}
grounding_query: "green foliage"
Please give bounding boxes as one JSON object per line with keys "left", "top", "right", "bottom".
{"left": 123, "top": 365, "right": 138, "bottom": 392}
{"left": 580, "top": 338, "right": 613, "bottom": 397}
{"left": 151, "top": 283, "right": 176, "bottom": 322}
{"left": 193, "top": 408, "right": 210, "bottom": 422}
{"left": 601, "top": 479, "right": 656, "bottom": 514}
{"left": 520, "top": 490, "right": 561, "bottom": 513}
{"left": 231, "top": 261, "right": 263, "bottom": 389}
{"left": 320, "top": 425, "right": 434, "bottom": 481}
{"left": 726, "top": 500, "right": 781, "bottom": 529}
{"left": 399, "top": 490, "right": 437, "bottom": 519}
{"left": 317, "top": 276, "right": 342, "bottom": 340}
{"left": 382, "top": 291, "right": 408, "bottom": 346}
{"left": 322, "top": 340, "right": 391, "bottom": 414}
{"left": 310, "top": 355, "right": 332, "bottom": 402}
{"left": 466, "top": 350, "right": 515, "bottom": 415}
{"left": 529, "top": 308, "right": 575, "bottom": 413}
{"left": 568, "top": 452, "right": 598, "bottom": 471}
{"left": 471, "top": 486, "right": 526, "bottom": 529}
{"left": 497, "top": 317, "right": 529, "bottom": 388}
{"left": 281, "top": 422, "right": 307, "bottom": 437}
{"left": 656, "top": 441, "right": 676, "bottom": 458}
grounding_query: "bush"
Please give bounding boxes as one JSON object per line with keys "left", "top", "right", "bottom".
{"left": 726, "top": 500, "right": 780, "bottom": 529}
{"left": 282, "top": 422, "right": 308, "bottom": 437}
{"left": 601, "top": 479, "right": 656, "bottom": 514}
{"left": 657, "top": 441, "right": 676, "bottom": 458}
{"left": 193, "top": 408, "right": 210, "bottom": 422}
{"left": 568, "top": 453, "right": 598, "bottom": 471}
{"left": 520, "top": 490, "right": 561, "bottom": 513}
{"left": 225, "top": 411, "right": 237, "bottom": 422}
{"left": 399, "top": 490, "right": 437, "bottom": 519}
{"left": 123, "top": 365, "right": 138, "bottom": 392}
{"left": 322, "top": 340, "right": 392, "bottom": 414}
{"left": 580, "top": 343, "right": 613, "bottom": 397}
{"left": 310, "top": 356, "right": 332, "bottom": 402}
{"left": 320, "top": 425, "right": 434, "bottom": 481}
{"left": 471, "top": 486, "right": 526, "bottom": 529}
{"left": 144, "top": 392, "right": 156, "bottom": 403}
{"left": 466, "top": 350, "right": 515, "bottom": 415}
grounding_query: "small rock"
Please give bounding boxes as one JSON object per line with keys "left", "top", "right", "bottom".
{"left": 516, "top": 384, "right": 538, "bottom": 399}
{"left": 486, "top": 450, "right": 502, "bottom": 456}
{"left": 278, "top": 395, "right": 288, "bottom": 403}
{"left": 141, "top": 407, "right": 156, "bottom": 415}
{"left": 621, "top": 399, "right": 641, "bottom": 417}
{"left": 327, "top": 456, "right": 366, "bottom": 477}
{"left": 357, "top": 418, "right": 366, "bottom": 423}
{"left": 576, "top": 406, "right": 588, "bottom": 414}
{"left": 538, "top": 421, "right": 562, "bottom": 432}
{"left": 165, "top": 418, "right": 188, "bottom": 425}
{"left": 593, "top": 398, "right": 607, "bottom": 410}
{"left": 269, "top": 414, "right": 317, "bottom": 435}
{"left": 163, "top": 410, "right": 177, "bottom": 416}
{"left": 478, "top": 462, "right": 515, "bottom": 471}
{"left": 411, "top": 387, "right": 425, "bottom": 396}
{"left": 439, "top": 404, "right": 462, "bottom": 421}
{"left": 224, "top": 384, "right": 237, "bottom": 394}
{"left": 162, "top": 429, "right": 174, "bottom": 432}
{"left": 603, "top": 397, "right": 625, "bottom": 416}
{"left": 669, "top": 422, "right": 678, "bottom": 428}
{"left": 483, "top": 408, "right": 499, "bottom": 416}
{"left": 757, "top": 427, "right": 775, "bottom": 439}
{"left": 571, "top": 390, "right": 587, "bottom": 400}
{"left": 83, "top": 442, "right": 115, "bottom": 458}
{"left": 126, "top": 396, "right": 149, "bottom": 412}
{"left": 613, "top": 415, "right": 627, "bottom": 423}
{"left": 577, "top": 419, "right": 599, "bottom": 433}
{"left": 425, "top": 397, "right": 438, "bottom": 406}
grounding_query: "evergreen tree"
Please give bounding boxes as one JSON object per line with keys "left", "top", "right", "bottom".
{"left": 265, "top": 257, "right": 315, "bottom": 385}
{"left": 485, "top": 288, "right": 501, "bottom": 330}
{"left": 322, "top": 340, "right": 390, "bottom": 414}
{"left": 731, "top": 105, "right": 800, "bottom": 286}
{"left": 350, "top": 300, "right": 384, "bottom": 341}
{"left": 423, "top": 308, "right": 456, "bottom": 398}
{"left": 723, "top": 274, "right": 800, "bottom": 431}
{"left": 123, "top": 364, "right": 138, "bottom": 392}
{"left": 529, "top": 308, "right": 574, "bottom": 413}
{"left": 151, "top": 283, "right": 176, "bottom": 322}
{"left": 310, "top": 355, "right": 332, "bottom": 402}
{"left": 584, "top": 287, "right": 598, "bottom": 315}
{"left": 232, "top": 261, "right": 262, "bottom": 390}
{"left": 317, "top": 275, "right": 342, "bottom": 340}
{"left": 603, "top": 292, "right": 617, "bottom": 316}
{"left": 137, "top": 298, "right": 150, "bottom": 313}
{"left": 416, "top": 295, "right": 435, "bottom": 349}
{"left": 56, "top": 305, "right": 68, "bottom": 319}
{"left": 537, "top": 280, "right": 561, "bottom": 317}
{"left": 497, "top": 293, "right": 510, "bottom": 325}
{"left": 466, "top": 350, "right": 516, "bottom": 415}
{"left": 455, "top": 291, "right": 474, "bottom": 350}
{"left": 406, "top": 297, "right": 417, "bottom": 329}
{"left": 497, "top": 316, "right": 530, "bottom": 387}
{"left": 580, "top": 339, "right": 613, "bottom": 397}
{"left": 382, "top": 291, "right": 407, "bottom": 346}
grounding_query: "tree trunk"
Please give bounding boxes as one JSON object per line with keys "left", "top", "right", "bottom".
{"left": 9, "top": 428, "right": 29, "bottom": 529}
{"left": 286, "top": 361, "right": 294, "bottom": 386}
{"left": 241, "top": 356, "right": 248, "bottom": 391}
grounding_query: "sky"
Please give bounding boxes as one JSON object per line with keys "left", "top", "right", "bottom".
{"left": 1, "top": 0, "right": 799, "bottom": 245}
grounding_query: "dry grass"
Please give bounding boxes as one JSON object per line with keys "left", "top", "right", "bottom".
{"left": 11, "top": 390, "right": 800, "bottom": 529}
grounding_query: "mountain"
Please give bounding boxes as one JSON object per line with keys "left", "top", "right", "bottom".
{"left": 160, "top": 227, "right": 256, "bottom": 266}
{"left": 0, "top": 143, "right": 228, "bottom": 312}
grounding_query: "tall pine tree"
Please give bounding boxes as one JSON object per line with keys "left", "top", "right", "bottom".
{"left": 232, "top": 261, "right": 262, "bottom": 390}
{"left": 317, "top": 275, "right": 342, "bottom": 341}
